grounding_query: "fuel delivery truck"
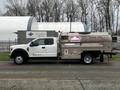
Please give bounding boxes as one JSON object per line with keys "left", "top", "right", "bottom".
{"left": 10, "top": 32, "right": 113, "bottom": 65}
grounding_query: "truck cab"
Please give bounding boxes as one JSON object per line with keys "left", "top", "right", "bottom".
{"left": 10, "top": 37, "right": 58, "bottom": 64}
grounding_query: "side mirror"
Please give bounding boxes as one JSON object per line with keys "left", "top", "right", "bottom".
{"left": 30, "top": 42, "right": 34, "bottom": 47}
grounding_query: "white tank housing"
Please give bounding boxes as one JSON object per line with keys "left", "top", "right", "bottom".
{"left": 0, "top": 16, "right": 38, "bottom": 40}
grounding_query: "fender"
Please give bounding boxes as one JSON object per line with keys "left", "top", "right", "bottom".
{"left": 10, "top": 49, "right": 29, "bottom": 58}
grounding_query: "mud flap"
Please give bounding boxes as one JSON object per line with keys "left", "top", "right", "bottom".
{"left": 100, "top": 54, "right": 104, "bottom": 62}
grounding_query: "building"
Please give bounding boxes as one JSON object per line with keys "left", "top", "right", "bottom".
{"left": 0, "top": 16, "right": 85, "bottom": 44}
{"left": 0, "top": 16, "right": 38, "bottom": 41}
{"left": 38, "top": 22, "right": 85, "bottom": 32}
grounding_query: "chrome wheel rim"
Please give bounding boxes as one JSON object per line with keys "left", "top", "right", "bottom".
{"left": 15, "top": 56, "right": 23, "bottom": 64}
{"left": 84, "top": 55, "right": 92, "bottom": 64}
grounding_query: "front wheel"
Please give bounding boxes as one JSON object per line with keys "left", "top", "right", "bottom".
{"left": 13, "top": 54, "right": 25, "bottom": 65}
{"left": 82, "top": 54, "right": 93, "bottom": 64}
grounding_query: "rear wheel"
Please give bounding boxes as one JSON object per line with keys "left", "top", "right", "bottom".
{"left": 82, "top": 54, "right": 93, "bottom": 64}
{"left": 13, "top": 54, "right": 26, "bottom": 65}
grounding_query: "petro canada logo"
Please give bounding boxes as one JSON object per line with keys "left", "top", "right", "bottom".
{"left": 70, "top": 36, "right": 81, "bottom": 42}
{"left": 28, "top": 32, "right": 34, "bottom": 36}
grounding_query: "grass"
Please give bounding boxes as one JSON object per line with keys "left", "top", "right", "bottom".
{"left": 0, "top": 52, "right": 119, "bottom": 61}
{"left": 0, "top": 52, "right": 9, "bottom": 61}
{"left": 103, "top": 53, "right": 120, "bottom": 61}
{"left": 111, "top": 53, "right": 120, "bottom": 60}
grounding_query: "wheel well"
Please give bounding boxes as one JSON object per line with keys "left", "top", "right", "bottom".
{"left": 81, "top": 51, "right": 101, "bottom": 58}
{"left": 10, "top": 49, "right": 29, "bottom": 59}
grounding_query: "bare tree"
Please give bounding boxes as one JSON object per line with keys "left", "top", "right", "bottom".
{"left": 64, "top": 0, "right": 78, "bottom": 22}
{"left": 96, "top": 0, "right": 106, "bottom": 32}
{"left": 27, "top": 0, "right": 37, "bottom": 17}
{"left": 4, "top": 0, "right": 27, "bottom": 16}
{"left": 40, "top": 0, "right": 53, "bottom": 22}
{"left": 77, "top": 0, "right": 89, "bottom": 25}
{"left": 27, "top": 0, "right": 64, "bottom": 22}
{"left": 52, "top": 0, "right": 63, "bottom": 22}
{"left": 3, "top": 0, "right": 120, "bottom": 34}
{"left": 115, "top": 0, "right": 120, "bottom": 35}
{"left": 35, "top": 0, "right": 44, "bottom": 22}
{"left": 99, "top": 0, "right": 112, "bottom": 32}
{"left": 110, "top": 1, "right": 116, "bottom": 33}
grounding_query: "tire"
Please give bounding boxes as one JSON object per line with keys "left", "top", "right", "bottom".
{"left": 82, "top": 54, "right": 93, "bottom": 64}
{"left": 13, "top": 54, "right": 25, "bottom": 65}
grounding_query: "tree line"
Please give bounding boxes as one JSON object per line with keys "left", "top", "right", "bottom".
{"left": 1, "top": 0, "right": 120, "bottom": 34}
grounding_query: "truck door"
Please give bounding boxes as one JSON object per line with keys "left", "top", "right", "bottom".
{"left": 29, "top": 38, "right": 47, "bottom": 57}
{"left": 45, "top": 38, "right": 57, "bottom": 57}
{"left": 29, "top": 38, "right": 57, "bottom": 57}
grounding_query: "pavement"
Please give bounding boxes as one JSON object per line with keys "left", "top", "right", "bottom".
{"left": 0, "top": 60, "right": 120, "bottom": 90}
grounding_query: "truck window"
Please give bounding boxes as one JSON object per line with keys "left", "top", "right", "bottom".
{"left": 61, "top": 36, "right": 68, "bottom": 40}
{"left": 45, "top": 38, "right": 54, "bottom": 45}
{"left": 112, "top": 37, "right": 117, "bottom": 42}
{"left": 32, "top": 39, "right": 44, "bottom": 46}
{"left": 32, "top": 38, "right": 54, "bottom": 46}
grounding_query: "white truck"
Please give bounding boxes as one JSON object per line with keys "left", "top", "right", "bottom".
{"left": 10, "top": 32, "right": 114, "bottom": 65}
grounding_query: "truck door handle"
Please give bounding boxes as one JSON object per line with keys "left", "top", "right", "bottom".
{"left": 42, "top": 47, "right": 45, "bottom": 49}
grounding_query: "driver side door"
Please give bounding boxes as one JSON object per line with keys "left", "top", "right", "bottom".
{"left": 29, "top": 38, "right": 47, "bottom": 57}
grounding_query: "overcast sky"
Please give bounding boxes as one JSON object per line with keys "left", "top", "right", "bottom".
{"left": 0, "top": 0, "right": 7, "bottom": 13}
